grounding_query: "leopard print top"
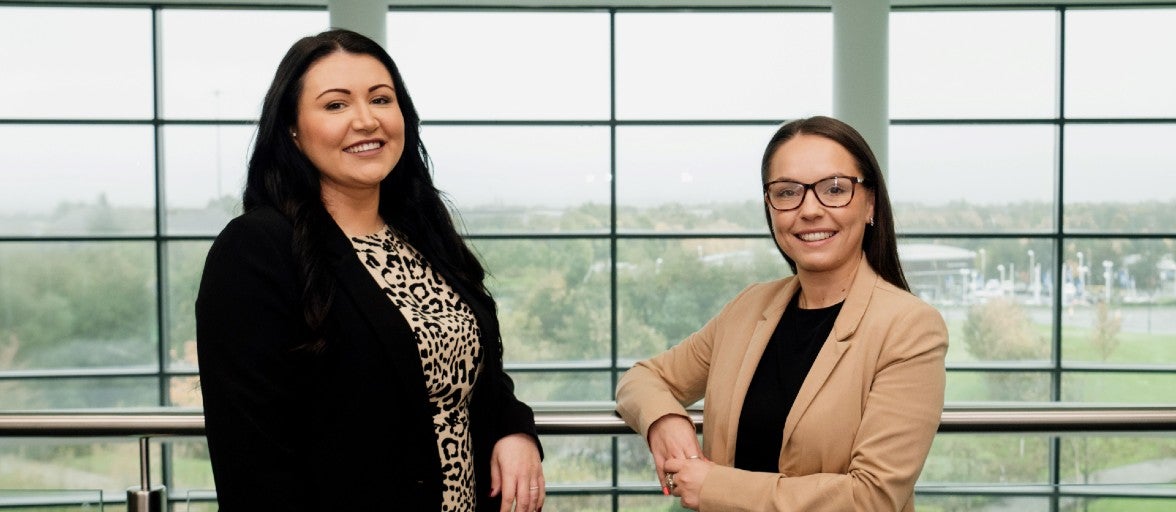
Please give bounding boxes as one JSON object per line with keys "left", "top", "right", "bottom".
{"left": 352, "top": 226, "right": 483, "bottom": 511}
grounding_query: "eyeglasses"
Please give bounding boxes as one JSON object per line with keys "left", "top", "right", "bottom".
{"left": 763, "top": 175, "right": 866, "bottom": 211}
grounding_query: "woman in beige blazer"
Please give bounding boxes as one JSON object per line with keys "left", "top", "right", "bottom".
{"left": 616, "top": 116, "right": 948, "bottom": 511}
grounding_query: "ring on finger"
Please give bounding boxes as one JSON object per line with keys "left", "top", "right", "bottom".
{"left": 665, "top": 472, "right": 676, "bottom": 490}
{"left": 687, "top": 454, "right": 700, "bottom": 459}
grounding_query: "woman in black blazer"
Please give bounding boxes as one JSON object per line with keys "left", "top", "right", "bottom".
{"left": 195, "top": 29, "right": 544, "bottom": 512}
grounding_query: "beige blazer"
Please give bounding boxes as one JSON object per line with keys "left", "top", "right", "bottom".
{"left": 616, "top": 257, "right": 947, "bottom": 511}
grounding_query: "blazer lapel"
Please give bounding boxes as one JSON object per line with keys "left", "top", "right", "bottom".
{"left": 779, "top": 257, "right": 878, "bottom": 448}
{"left": 319, "top": 218, "right": 429, "bottom": 397}
{"left": 720, "top": 278, "right": 798, "bottom": 461}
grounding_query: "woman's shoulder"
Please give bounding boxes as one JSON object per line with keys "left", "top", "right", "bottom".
{"left": 206, "top": 206, "right": 295, "bottom": 261}
{"left": 215, "top": 206, "right": 293, "bottom": 243}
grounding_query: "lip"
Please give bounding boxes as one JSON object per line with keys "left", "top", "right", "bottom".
{"left": 343, "top": 139, "right": 385, "bottom": 154}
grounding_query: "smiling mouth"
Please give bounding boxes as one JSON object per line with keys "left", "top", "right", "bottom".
{"left": 344, "top": 141, "right": 383, "bottom": 153}
{"left": 797, "top": 231, "right": 835, "bottom": 242}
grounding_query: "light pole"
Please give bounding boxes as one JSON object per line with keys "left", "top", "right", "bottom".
{"left": 978, "top": 248, "right": 987, "bottom": 282}
{"left": 1028, "top": 250, "right": 1040, "bottom": 304}
{"left": 1077, "top": 251, "right": 1087, "bottom": 300}
{"left": 959, "top": 268, "right": 971, "bottom": 303}
{"left": 1103, "top": 260, "right": 1114, "bottom": 303}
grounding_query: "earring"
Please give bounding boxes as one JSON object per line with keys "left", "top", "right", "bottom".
{"left": 290, "top": 130, "right": 297, "bottom": 138}
{"left": 868, "top": 218, "right": 875, "bottom": 226}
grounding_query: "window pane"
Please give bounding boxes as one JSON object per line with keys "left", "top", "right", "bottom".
{"left": 0, "top": 377, "right": 159, "bottom": 409}
{"left": 946, "top": 371, "right": 1052, "bottom": 402}
{"left": 616, "top": 12, "right": 831, "bottom": 120}
{"left": 0, "top": 440, "right": 159, "bottom": 502}
{"left": 0, "top": 125, "right": 155, "bottom": 237}
{"left": 538, "top": 435, "right": 611, "bottom": 486}
{"left": 160, "top": 9, "right": 327, "bottom": 119}
{"left": 618, "top": 238, "right": 789, "bottom": 362}
{"left": 890, "top": 10, "right": 1057, "bottom": 119}
{"left": 1062, "top": 239, "right": 1176, "bottom": 365}
{"left": 424, "top": 126, "right": 611, "bottom": 234}
{"left": 916, "top": 494, "right": 1050, "bottom": 511}
{"left": 388, "top": 11, "right": 610, "bottom": 120}
{"left": 472, "top": 239, "right": 610, "bottom": 362}
{"left": 1059, "top": 436, "right": 1176, "bottom": 486}
{"left": 1066, "top": 9, "right": 1176, "bottom": 118}
{"left": 1062, "top": 373, "right": 1176, "bottom": 403}
{"left": 166, "top": 241, "right": 212, "bottom": 372}
{"left": 0, "top": 491, "right": 104, "bottom": 510}
{"left": 164, "top": 437, "right": 215, "bottom": 494}
{"left": 507, "top": 371, "right": 611, "bottom": 402}
{"left": 163, "top": 126, "right": 251, "bottom": 235}
{"left": 907, "top": 238, "right": 1055, "bottom": 366}
{"left": 890, "top": 124, "right": 1057, "bottom": 233}
{"left": 619, "top": 495, "right": 691, "bottom": 510}
{"left": 1063, "top": 124, "right": 1176, "bottom": 233}
{"left": 0, "top": 7, "right": 152, "bottom": 120}
{"left": 0, "top": 242, "right": 158, "bottom": 373}
{"left": 921, "top": 434, "right": 1051, "bottom": 485}
{"left": 616, "top": 125, "right": 775, "bottom": 232}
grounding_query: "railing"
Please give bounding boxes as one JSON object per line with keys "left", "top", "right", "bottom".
{"left": 2, "top": 404, "right": 1175, "bottom": 510}
{"left": 5, "top": 404, "right": 1175, "bottom": 436}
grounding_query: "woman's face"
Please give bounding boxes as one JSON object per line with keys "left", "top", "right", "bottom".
{"left": 765, "top": 134, "right": 875, "bottom": 280}
{"left": 293, "top": 51, "right": 405, "bottom": 202}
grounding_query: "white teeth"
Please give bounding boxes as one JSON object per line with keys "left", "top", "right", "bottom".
{"left": 798, "top": 231, "right": 834, "bottom": 242}
{"left": 345, "top": 142, "right": 381, "bottom": 153}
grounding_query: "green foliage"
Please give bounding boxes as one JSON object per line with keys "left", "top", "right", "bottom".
{"left": 1091, "top": 301, "right": 1123, "bottom": 361}
{"left": 0, "top": 243, "right": 156, "bottom": 375}
{"left": 964, "top": 299, "right": 1049, "bottom": 361}
{"left": 963, "top": 299, "right": 1050, "bottom": 401}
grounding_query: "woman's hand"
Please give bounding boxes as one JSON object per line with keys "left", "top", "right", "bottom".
{"left": 489, "top": 433, "right": 545, "bottom": 512}
{"left": 663, "top": 456, "right": 713, "bottom": 510}
{"left": 646, "top": 414, "right": 704, "bottom": 494}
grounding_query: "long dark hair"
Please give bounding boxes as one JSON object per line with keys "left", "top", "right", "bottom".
{"left": 244, "top": 29, "right": 495, "bottom": 342}
{"left": 759, "top": 116, "right": 909, "bottom": 292}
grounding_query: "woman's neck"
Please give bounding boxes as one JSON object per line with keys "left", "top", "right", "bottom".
{"left": 796, "top": 253, "right": 862, "bottom": 309}
{"left": 321, "top": 188, "right": 383, "bottom": 237}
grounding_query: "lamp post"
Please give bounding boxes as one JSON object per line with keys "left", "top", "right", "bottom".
{"left": 1028, "top": 250, "right": 1039, "bottom": 304}
{"left": 1103, "top": 260, "right": 1114, "bottom": 303}
{"left": 959, "top": 268, "right": 971, "bottom": 303}
{"left": 1077, "top": 251, "right": 1087, "bottom": 300}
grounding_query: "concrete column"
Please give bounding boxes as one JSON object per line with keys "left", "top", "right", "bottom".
{"left": 832, "top": 0, "right": 889, "bottom": 173}
{"left": 329, "top": 0, "right": 387, "bottom": 47}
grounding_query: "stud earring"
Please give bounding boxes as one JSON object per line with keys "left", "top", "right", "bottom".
{"left": 868, "top": 218, "right": 875, "bottom": 226}
{"left": 290, "top": 130, "right": 297, "bottom": 138}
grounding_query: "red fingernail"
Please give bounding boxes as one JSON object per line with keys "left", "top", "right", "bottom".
{"left": 662, "top": 486, "right": 669, "bottom": 496}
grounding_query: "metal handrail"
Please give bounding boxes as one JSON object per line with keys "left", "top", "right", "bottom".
{"left": 1, "top": 404, "right": 1174, "bottom": 437}
{"left": 1, "top": 405, "right": 1173, "bottom": 511}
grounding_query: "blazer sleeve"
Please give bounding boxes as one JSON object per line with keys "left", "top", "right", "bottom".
{"left": 615, "top": 284, "right": 758, "bottom": 437}
{"left": 698, "top": 294, "right": 948, "bottom": 512}
{"left": 480, "top": 349, "right": 542, "bottom": 453}
{"left": 195, "top": 214, "right": 315, "bottom": 510}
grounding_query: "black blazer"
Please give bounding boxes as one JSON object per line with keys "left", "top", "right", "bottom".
{"left": 195, "top": 206, "right": 540, "bottom": 511}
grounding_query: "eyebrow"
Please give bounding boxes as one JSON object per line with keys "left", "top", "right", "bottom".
{"left": 314, "top": 83, "right": 395, "bottom": 100}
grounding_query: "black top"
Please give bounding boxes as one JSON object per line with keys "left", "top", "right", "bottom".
{"left": 734, "top": 294, "right": 842, "bottom": 472}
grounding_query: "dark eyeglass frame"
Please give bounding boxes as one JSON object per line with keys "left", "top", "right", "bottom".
{"left": 762, "top": 175, "right": 867, "bottom": 212}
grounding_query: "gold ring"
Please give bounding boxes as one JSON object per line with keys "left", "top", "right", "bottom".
{"left": 687, "top": 455, "right": 700, "bottom": 459}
